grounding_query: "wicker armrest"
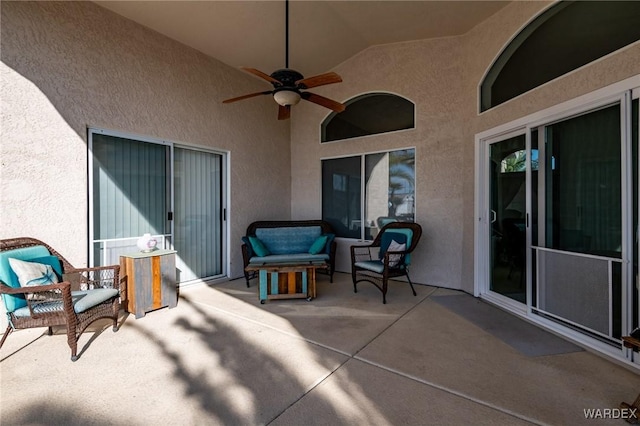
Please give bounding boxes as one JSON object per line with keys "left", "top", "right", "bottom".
{"left": 351, "top": 245, "right": 376, "bottom": 262}
{"left": 0, "top": 281, "right": 69, "bottom": 295}
{"left": 64, "top": 264, "right": 121, "bottom": 292}
{"left": 24, "top": 282, "right": 73, "bottom": 319}
{"left": 0, "top": 281, "right": 73, "bottom": 320}
{"left": 382, "top": 250, "right": 408, "bottom": 268}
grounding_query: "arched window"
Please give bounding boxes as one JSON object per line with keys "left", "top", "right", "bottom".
{"left": 321, "top": 93, "right": 414, "bottom": 142}
{"left": 480, "top": 1, "right": 640, "bottom": 112}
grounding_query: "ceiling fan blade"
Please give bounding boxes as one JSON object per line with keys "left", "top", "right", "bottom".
{"left": 296, "top": 72, "right": 342, "bottom": 89}
{"left": 278, "top": 105, "right": 291, "bottom": 120}
{"left": 241, "top": 67, "right": 282, "bottom": 85}
{"left": 301, "top": 92, "right": 346, "bottom": 112}
{"left": 222, "top": 91, "right": 272, "bottom": 104}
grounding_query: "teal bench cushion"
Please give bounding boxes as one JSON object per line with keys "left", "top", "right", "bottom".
{"left": 255, "top": 226, "right": 322, "bottom": 255}
{"left": 250, "top": 253, "right": 329, "bottom": 264}
{"left": 248, "top": 236, "right": 270, "bottom": 257}
{"left": 308, "top": 235, "right": 328, "bottom": 254}
{"left": 0, "top": 245, "right": 51, "bottom": 312}
{"left": 323, "top": 233, "right": 335, "bottom": 255}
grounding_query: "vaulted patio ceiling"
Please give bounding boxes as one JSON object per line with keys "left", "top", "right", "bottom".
{"left": 94, "top": 1, "right": 510, "bottom": 78}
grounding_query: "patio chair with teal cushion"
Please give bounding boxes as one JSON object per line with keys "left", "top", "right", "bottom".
{"left": 0, "top": 237, "right": 124, "bottom": 361}
{"left": 350, "top": 222, "right": 422, "bottom": 304}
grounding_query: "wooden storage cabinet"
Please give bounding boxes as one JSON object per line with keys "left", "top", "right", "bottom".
{"left": 120, "top": 250, "right": 177, "bottom": 318}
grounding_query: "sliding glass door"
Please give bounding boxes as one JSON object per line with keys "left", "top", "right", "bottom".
{"left": 89, "top": 130, "right": 226, "bottom": 284}
{"left": 532, "top": 104, "right": 625, "bottom": 341}
{"left": 173, "top": 147, "right": 223, "bottom": 282}
{"left": 487, "top": 133, "right": 527, "bottom": 304}
{"left": 90, "top": 133, "right": 171, "bottom": 265}
{"left": 479, "top": 90, "right": 639, "bottom": 358}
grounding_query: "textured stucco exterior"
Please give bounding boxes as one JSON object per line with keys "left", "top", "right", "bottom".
{"left": 1, "top": 1, "right": 290, "bottom": 276}
{"left": 2, "top": 0, "right": 640, "bottom": 298}
{"left": 290, "top": 0, "right": 640, "bottom": 293}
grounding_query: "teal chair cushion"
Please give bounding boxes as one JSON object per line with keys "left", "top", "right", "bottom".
{"left": 379, "top": 229, "right": 414, "bottom": 265}
{"left": 378, "top": 229, "right": 413, "bottom": 265}
{"left": 12, "top": 288, "right": 119, "bottom": 317}
{"left": 0, "top": 246, "right": 51, "bottom": 312}
{"left": 354, "top": 260, "right": 386, "bottom": 274}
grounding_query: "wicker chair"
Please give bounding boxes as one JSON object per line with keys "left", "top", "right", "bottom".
{"left": 350, "top": 222, "right": 422, "bottom": 304}
{"left": 0, "top": 237, "right": 124, "bottom": 361}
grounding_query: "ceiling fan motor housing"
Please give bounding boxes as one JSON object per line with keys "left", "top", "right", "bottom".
{"left": 270, "top": 69, "right": 304, "bottom": 89}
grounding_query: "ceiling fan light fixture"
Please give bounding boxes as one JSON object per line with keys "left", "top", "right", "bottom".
{"left": 273, "top": 90, "right": 301, "bottom": 106}
{"left": 221, "top": 0, "right": 345, "bottom": 119}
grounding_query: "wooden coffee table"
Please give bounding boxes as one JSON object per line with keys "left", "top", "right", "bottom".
{"left": 245, "top": 261, "right": 327, "bottom": 303}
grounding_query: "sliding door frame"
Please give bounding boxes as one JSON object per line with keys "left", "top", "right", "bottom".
{"left": 475, "top": 75, "right": 640, "bottom": 367}
{"left": 88, "top": 128, "right": 229, "bottom": 285}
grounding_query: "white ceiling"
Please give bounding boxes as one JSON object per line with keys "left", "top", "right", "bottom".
{"left": 95, "top": 1, "right": 510, "bottom": 79}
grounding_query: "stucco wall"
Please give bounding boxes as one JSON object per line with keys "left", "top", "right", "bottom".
{"left": 461, "top": 1, "right": 640, "bottom": 294}
{"left": 291, "top": 35, "right": 466, "bottom": 288}
{"left": 290, "top": 1, "right": 640, "bottom": 292}
{"left": 2, "top": 1, "right": 639, "bottom": 295}
{"left": 0, "top": 1, "right": 291, "bottom": 278}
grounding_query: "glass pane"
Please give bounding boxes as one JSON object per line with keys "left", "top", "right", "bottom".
{"left": 92, "top": 134, "right": 169, "bottom": 265}
{"left": 533, "top": 103, "right": 624, "bottom": 341}
{"left": 174, "top": 148, "right": 223, "bottom": 282}
{"left": 321, "top": 93, "right": 414, "bottom": 142}
{"left": 490, "top": 135, "right": 526, "bottom": 303}
{"left": 364, "top": 149, "right": 415, "bottom": 240}
{"left": 481, "top": 1, "right": 640, "bottom": 111}
{"left": 322, "top": 157, "right": 361, "bottom": 238}
{"left": 543, "top": 105, "right": 621, "bottom": 258}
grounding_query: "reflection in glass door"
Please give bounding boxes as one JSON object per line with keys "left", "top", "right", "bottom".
{"left": 489, "top": 134, "right": 527, "bottom": 303}
{"left": 90, "top": 130, "right": 227, "bottom": 284}
{"left": 479, "top": 89, "right": 639, "bottom": 364}
{"left": 533, "top": 104, "right": 624, "bottom": 342}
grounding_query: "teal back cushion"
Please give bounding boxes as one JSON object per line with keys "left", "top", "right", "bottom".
{"left": 308, "top": 235, "right": 328, "bottom": 255}
{"left": 0, "top": 246, "right": 52, "bottom": 312}
{"left": 242, "top": 236, "right": 254, "bottom": 257}
{"left": 323, "top": 233, "right": 335, "bottom": 255}
{"left": 379, "top": 229, "right": 413, "bottom": 264}
{"left": 256, "top": 226, "right": 322, "bottom": 255}
{"left": 248, "top": 236, "right": 271, "bottom": 257}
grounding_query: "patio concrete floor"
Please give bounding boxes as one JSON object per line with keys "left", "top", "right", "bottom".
{"left": 1, "top": 272, "right": 639, "bottom": 425}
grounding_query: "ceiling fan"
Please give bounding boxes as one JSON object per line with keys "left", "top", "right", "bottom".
{"left": 222, "top": 0, "right": 346, "bottom": 120}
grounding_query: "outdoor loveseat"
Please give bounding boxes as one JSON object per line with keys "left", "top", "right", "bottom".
{"left": 241, "top": 220, "right": 337, "bottom": 286}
